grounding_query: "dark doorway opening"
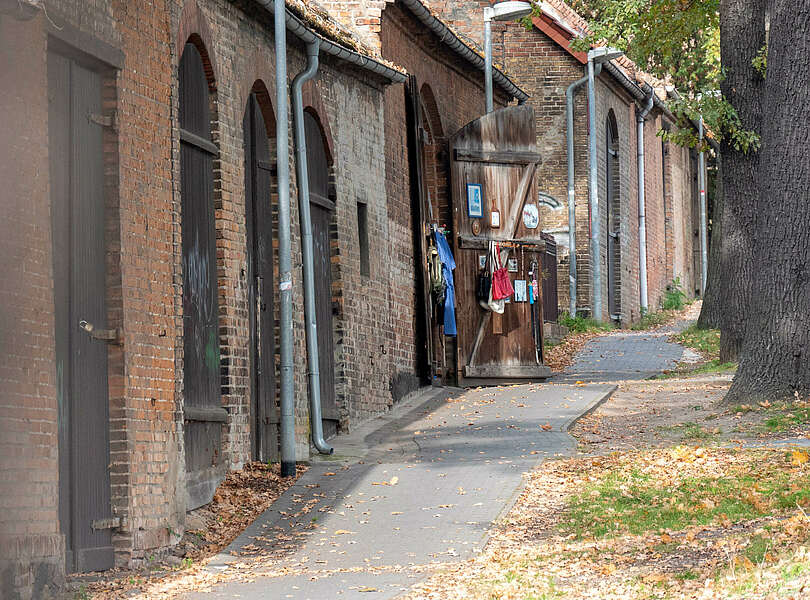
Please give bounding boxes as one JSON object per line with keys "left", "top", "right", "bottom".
{"left": 304, "top": 110, "right": 339, "bottom": 439}
{"left": 243, "top": 89, "right": 279, "bottom": 462}
{"left": 606, "top": 111, "right": 621, "bottom": 320}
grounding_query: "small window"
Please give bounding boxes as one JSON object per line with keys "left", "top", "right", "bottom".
{"left": 357, "top": 201, "right": 370, "bottom": 277}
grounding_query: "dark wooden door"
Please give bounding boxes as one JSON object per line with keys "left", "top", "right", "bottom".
{"left": 49, "top": 51, "right": 114, "bottom": 573}
{"left": 405, "top": 76, "right": 433, "bottom": 385}
{"left": 243, "top": 93, "right": 278, "bottom": 462}
{"left": 180, "top": 43, "right": 224, "bottom": 510}
{"left": 304, "top": 112, "right": 338, "bottom": 438}
{"left": 606, "top": 120, "right": 621, "bottom": 319}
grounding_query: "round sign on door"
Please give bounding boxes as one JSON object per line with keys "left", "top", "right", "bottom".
{"left": 523, "top": 203, "right": 539, "bottom": 229}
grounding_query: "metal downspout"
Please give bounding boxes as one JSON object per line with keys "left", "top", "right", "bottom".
{"left": 637, "top": 84, "right": 654, "bottom": 313}
{"left": 698, "top": 117, "right": 708, "bottom": 294}
{"left": 484, "top": 14, "right": 493, "bottom": 113}
{"left": 586, "top": 60, "right": 603, "bottom": 320}
{"left": 566, "top": 72, "right": 589, "bottom": 317}
{"left": 275, "top": 0, "right": 297, "bottom": 477}
{"left": 292, "top": 40, "right": 333, "bottom": 455}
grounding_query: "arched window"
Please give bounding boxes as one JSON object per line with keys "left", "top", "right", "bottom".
{"left": 606, "top": 110, "right": 621, "bottom": 319}
{"left": 179, "top": 40, "right": 222, "bottom": 510}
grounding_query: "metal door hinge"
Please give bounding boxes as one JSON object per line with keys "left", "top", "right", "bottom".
{"left": 79, "top": 320, "right": 122, "bottom": 344}
{"left": 88, "top": 112, "right": 116, "bottom": 130}
{"left": 91, "top": 517, "right": 121, "bottom": 530}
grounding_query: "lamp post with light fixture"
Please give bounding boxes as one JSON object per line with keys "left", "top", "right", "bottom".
{"left": 484, "top": 1, "right": 532, "bottom": 113}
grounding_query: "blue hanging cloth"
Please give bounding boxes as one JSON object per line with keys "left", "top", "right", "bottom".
{"left": 433, "top": 230, "right": 457, "bottom": 336}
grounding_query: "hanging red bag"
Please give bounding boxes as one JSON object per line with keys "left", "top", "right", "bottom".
{"left": 491, "top": 242, "right": 514, "bottom": 300}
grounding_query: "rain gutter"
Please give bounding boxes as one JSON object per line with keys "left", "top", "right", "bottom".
{"left": 254, "top": 0, "right": 407, "bottom": 83}
{"left": 398, "top": 0, "right": 529, "bottom": 103}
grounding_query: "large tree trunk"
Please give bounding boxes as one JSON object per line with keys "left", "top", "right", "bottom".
{"left": 697, "top": 153, "right": 723, "bottom": 329}
{"left": 716, "top": 0, "right": 765, "bottom": 363}
{"left": 727, "top": 3, "right": 810, "bottom": 402}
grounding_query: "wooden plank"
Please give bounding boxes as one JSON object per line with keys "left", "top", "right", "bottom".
{"left": 184, "top": 405, "right": 229, "bottom": 423}
{"left": 504, "top": 162, "right": 538, "bottom": 239}
{"left": 463, "top": 364, "right": 553, "bottom": 379}
{"left": 466, "top": 311, "right": 491, "bottom": 367}
{"left": 457, "top": 235, "right": 547, "bottom": 251}
{"left": 49, "top": 49, "right": 74, "bottom": 572}
{"left": 454, "top": 148, "right": 542, "bottom": 164}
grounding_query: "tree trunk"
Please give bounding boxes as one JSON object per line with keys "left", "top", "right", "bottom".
{"left": 715, "top": 0, "right": 765, "bottom": 364}
{"left": 697, "top": 153, "right": 723, "bottom": 329}
{"left": 727, "top": 3, "right": 810, "bottom": 402}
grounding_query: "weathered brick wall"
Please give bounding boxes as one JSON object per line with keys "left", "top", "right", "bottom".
{"left": 2, "top": 0, "right": 399, "bottom": 590}
{"left": 500, "top": 20, "right": 589, "bottom": 317}
{"left": 666, "top": 140, "right": 700, "bottom": 298}
{"left": 0, "top": 13, "right": 64, "bottom": 599}
{"left": 642, "top": 112, "right": 669, "bottom": 311}
{"left": 311, "top": 60, "right": 394, "bottom": 423}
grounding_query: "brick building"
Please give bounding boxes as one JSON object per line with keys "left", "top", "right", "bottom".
{"left": 0, "top": 0, "right": 525, "bottom": 595}
{"left": 422, "top": 0, "right": 705, "bottom": 324}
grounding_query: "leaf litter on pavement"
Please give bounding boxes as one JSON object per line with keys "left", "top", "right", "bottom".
{"left": 401, "top": 374, "right": 810, "bottom": 600}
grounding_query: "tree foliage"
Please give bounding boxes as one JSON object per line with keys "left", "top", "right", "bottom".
{"left": 553, "top": 0, "right": 759, "bottom": 152}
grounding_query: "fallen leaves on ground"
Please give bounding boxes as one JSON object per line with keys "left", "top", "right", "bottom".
{"left": 66, "top": 462, "right": 306, "bottom": 599}
{"left": 401, "top": 447, "right": 810, "bottom": 600}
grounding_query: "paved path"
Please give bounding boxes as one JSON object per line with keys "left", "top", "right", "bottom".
{"left": 554, "top": 325, "right": 688, "bottom": 383}
{"left": 185, "top": 383, "right": 614, "bottom": 600}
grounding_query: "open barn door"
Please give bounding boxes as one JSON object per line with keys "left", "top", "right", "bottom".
{"left": 450, "top": 105, "right": 552, "bottom": 386}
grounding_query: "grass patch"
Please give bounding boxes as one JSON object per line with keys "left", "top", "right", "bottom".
{"left": 629, "top": 310, "right": 673, "bottom": 331}
{"left": 562, "top": 448, "right": 810, "bottom": 540}
{"left": 764, "top": 405, "right": 810, "bottom": 432}
{"left": 676, "top": 325, "right": 720, "bottom": 358}
{"left": 743, "top": 534, "right": 771, "bottom": 564}
{"left": 681, "top": 422, "right": 716, "bottom": 440}
{"left": 558, "top": 312, "right": 615, "bottom": 334}
{"left": 651, "top": 359, "right": 737, "bottom": 380}
{"left": 674, "top": 568, "right": 700, "bottom": 581}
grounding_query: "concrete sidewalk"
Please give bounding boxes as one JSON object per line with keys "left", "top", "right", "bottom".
{"left": 184, "top": 382, "right": 614, "bottom": 600}
{"left": 553, "top": 329, "right": 686, "bottom": 383}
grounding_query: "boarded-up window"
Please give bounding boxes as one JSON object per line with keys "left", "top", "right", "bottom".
{"left": 179, "top": 41, "right": 224, "bottom": 510}
{"left": 357, "top": 201, "right": 370, "bottom": 277}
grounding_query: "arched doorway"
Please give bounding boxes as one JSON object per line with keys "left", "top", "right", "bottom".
{"left": 243, "top": 86, "right": 278, "bottom": 462}
{"left": 179, "top": 39, "right": 223, "bottom": 510}
{"left": 304, "top": 110, "right": 339, "bottom": 439}
{"left": 606, "top": 110, "right": 621, "bottom": 319}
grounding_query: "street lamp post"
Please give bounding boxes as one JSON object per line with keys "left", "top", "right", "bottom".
{"left": 484, "top": 1, "right": 532, "bottom": 113}
{"left": 586, "top": 46, "right": 624, "bottom": 321}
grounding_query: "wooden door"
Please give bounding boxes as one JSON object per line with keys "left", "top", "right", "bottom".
{"left": 49, "top": 51, "right": 114, "bottom": 573}
{"left": 449, "top": 105, "right": 551, "bottom": 385}
{"left": 690, "top": 150, "right": 702, "bottom": 295}
{"left": 606, "top": 117, "right": 621, "bottom": 319}
{"left": 179, "top": 42, "right": 225, "bottom": 510}
{"left": 244, "top": 93, "right": 278, "bottom": 462}
{"left": 304, "top": 112, "right": 339, "bottom": 438}
{"left": 405, "top": 76, "right": 433, "bottom": 385}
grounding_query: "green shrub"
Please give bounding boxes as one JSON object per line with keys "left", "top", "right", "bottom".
{"left": 662, "top": 277, "right": 687, "bottom": 310}
{"left": 558, "top": 312, "right": 615, "bottom": 334}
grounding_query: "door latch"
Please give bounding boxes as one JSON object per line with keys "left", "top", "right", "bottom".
{"left": 79, "top": 320, "right": 121, "bottom": 344}
{"left": 91, "top": 517, "right": 121, "bottom": 530}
